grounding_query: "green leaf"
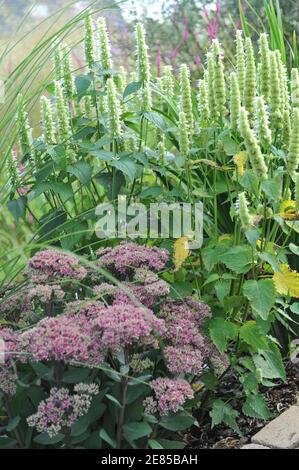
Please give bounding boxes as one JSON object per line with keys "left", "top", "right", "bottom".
{"left": 67, "top": 162, "right": 92, "bottom": 185}
{"left": 140, "top": 186, "right": 163, "bottom": 199}
{"left": 143, "top": 111, "right": 167, "bottom": 131}
{"left": 259, "top": 252, "right": 280, "bottom": 272}
{"left": 106, "top": 394, "right": 121, "bottom": 408}
{"left": 123, "top": 81, "right": 142, "bottom": 99}
{"left": 201, "top": 372, "right": 218, "bottom": 391}
{"left": 75, "top": 74, "right": 92, "bottom": 95}
{"left": 241, "top": 372, "right": 259, "bottom": 394}
{"left": 209, "top": 317, "right": 238, "bottom": 353}
{"left": 245, "top": 228, "right": 260, "bottom": 248}
{"left": 122, "top": 421, "right": 152, "bottom": 441}
{"left": 169, "top": 281, "right": 194, "bottom": 299}
{"left": 148, "top": 439, "right": 164, "bottom": 449}
{"left": 90, "top": 149, "right": 114, "bottom": 162}
{"left": 110, "top": 157, "right": 136, "bottom": 182}
{"left": 62, "top": 367, "right": 90, "bottom": 384}
{"left": 222, "top": 135, "right": 239, "bottom": 155}
{"left": 290, "top": 302, "right": 299, "bottom": 314}
{"left": 99, "top": 429, "right": 117, "bottom": 448}
{"left": 289, "top": 243, "right": 299, "bottom": 256}
{"left": 159, "top": 412, "right": 195, "bottom": 432}
{"left": 243, "top": 279, "right": 276, "bottom": 320}
{"left": 242, "top": 393, "right": 271, "bottom": 419}
{"left": 6, "top": 416, "right": 21, "bottom": 432}
{"left": 210, "top": 399, "right": 241, "bottom": 435}
{"left": 239, "top": 321, "right": 268, "bottom": 351}
{"left": 218, "top": 245, "right": 252, "bottom": 274}
{"left": 253, "top": 343, "right": 286, "bottom": 381}
{"left": 151, "top": 439, "right": 185, "bottom": 449}
{"left": 7, "top": 197, "right": 27, "bottom": 222}
{"left": 261, "top": 179, "right": 281, "bottom": 200}
{"left": 33, "top": 433, "right": 64, "bottom": 445}
{"left": 32, "top": 182, "right": 73, "bottom": 201}
{"left": 0, "top": 437, "right": 18, "bottom": 449}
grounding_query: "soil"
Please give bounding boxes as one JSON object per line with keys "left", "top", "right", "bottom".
{"left": 189, "top": 361, "right": 299, "bottom": 449}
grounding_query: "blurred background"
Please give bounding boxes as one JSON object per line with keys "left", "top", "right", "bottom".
{"left": 1, "top": 0, "right": 299, "bottom": 78}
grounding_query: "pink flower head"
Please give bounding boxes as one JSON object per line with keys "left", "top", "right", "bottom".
{"left": 27, "top": 384, "right": 99, "bottom": 437}
{"left": 96, "top": 242, "right": 169, "bottom": 274}
{"left": 27, "top": 249, "right": 87, "bottom": 282}
{"left": 147, "top": 378, "right": 193, "bottom": 415}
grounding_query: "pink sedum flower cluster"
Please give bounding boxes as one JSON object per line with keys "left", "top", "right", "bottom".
{"left": 27, "top": 249, "right": 87, "bottom": 282}
{"left": 145, "top": 378, "right": 194, "bottom": 416}
{"left": 96, "top": 241, "right": 169, "bottom": 274}
{"left": 27, "top": 383, "right": 99, "bottom": 437}
{"left": 160, "top": 299, "right": 211, "bottom": 375}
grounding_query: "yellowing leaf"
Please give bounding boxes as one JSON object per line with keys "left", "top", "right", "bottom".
{"left": 279, "top": 200, "right": 297, "bottom": 220}
{"left": 233, "top": 151, "right": 247, "bottom": 177}
{"left": 273, "top": 264, "right": 299, "bottom": 298}
{"left": 218, "top": 234, "right": 232, "bottom": 242}
{"left": 173, "top": 236, "right": 190, "bottom": 271}
{"left": 192, "top": 382, "right": 204, "bottom": 392}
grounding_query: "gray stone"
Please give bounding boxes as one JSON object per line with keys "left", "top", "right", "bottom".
{"left": 252, "top": 406, "right": 299, "bottom": 449}
{"left": 241, "top": 444, "right": 270, "bottom": 449}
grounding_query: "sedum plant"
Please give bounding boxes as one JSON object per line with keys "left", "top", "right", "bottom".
{"left": 2, "top": 14, "right": 299, "bottom": 446}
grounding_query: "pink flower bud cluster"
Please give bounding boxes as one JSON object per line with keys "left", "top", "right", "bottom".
{"left": 27, "top": 250, "right": 87, "bottom": 282}
{"left": 144, "top": 378, "right": 194, "bottom": 416}
{"left": 160, "top": 299, "right": 211, "bottom": 375}
{"left": 96, "top": 241, "right": 169, "bottom": 274}
{"left": 27, "top": 383, "right": 99, "bottom": 437}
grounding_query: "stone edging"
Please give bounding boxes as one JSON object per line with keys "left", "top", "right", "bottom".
{"left": 241, "top": 397, "right": 299, "bottom": 449}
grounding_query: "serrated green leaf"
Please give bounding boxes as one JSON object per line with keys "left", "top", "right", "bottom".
{"left": 209, "top": 317, "right": 238, "bottom": 353}
{"left": 239, "top": 321, "right": 268, "bottom": 351}
{"left": 242, "top": 393, "right": 271, "bottom": 419}
{"left": 243, "top": 279, "right": 276, "bottom": 320}
{"left": 218, "top": 245, "right": 252, "bottom": 274}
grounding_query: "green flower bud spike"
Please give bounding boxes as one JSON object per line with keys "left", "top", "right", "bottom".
{"left": 62, "top": 46, "right": 76, "bottom": 100}
{"left": 236, "top": 31, "right": 246, "bottom": 100}
{"left": 291, "top": 68, "right": 299, "bottom": 109}
{"left": 238, "top": 192, "right": 252, "bottom": 229}
{"left": 40, "top": 95, "right": 56, "bottom": 145}
{"left": 282, "top": 108, "right": 291, "bottom": 150}
{"left": 259, "top": 33, "right": 270, "bottom": 103}
{"left": 106, "top": 77, "right": 122, "bottom": 140}
{"left": 239, "top": 107, "right": 268, "bottom": 181}
{"left": 7, "top": 150, "right": 21, "bottom": 190}
{"left": 180, "top": 64, "right": 194, "bottom": 136}
{"left": 254, "top": 96, "right": 272, "bottom": 149}
{"left": 230, "top": 72, "right": 241, "bottom": 131}
{"left": 207, "top": 52, "right": 216, "bottom": 119}
{"left": 158, "top": 140, "right": 167, "bottom": 166}
{"left": 54, "top": 81, "right": 72, "bottom": 143}
{"left": 135, "top": 23, "right": 151, "bottom": 83}
{"left": 53, "top": 42, "right": 63, "bottom": 82}
{"left": 179, "top": 111, "right": 190, "bottom": 157}
{"left": 17, "top": 94, "right": 31, "bottom": 157}
{"left": 98, "top": 17, "right": 113, "bottom": 71}
{"left": 244, "top": 38, "right": 257, "bottom": 119}
{"left": 135, "top": 23, "right": 152, "bottom": 111}
{"left": 84, "top": 14, "right": 96, "bottom": 70}
{"left": 197, "top": 76, "right": 209, "bottom": 124}
{"left": 269, "top": 51, "right": 282, "bottom": 129}
{"left": 287, "top": 107, "right": 299, "bottom": 176}
{"left": 212, "top": 39, "right": 226, "bottom": 118}
{"left": 295, "top": 173, "right": 299, "bottom": 210}
{"left": 162, "top": 65, "right": 174, "bottom": 100}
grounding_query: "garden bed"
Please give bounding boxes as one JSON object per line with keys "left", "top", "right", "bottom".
{"left": 192, "top": 362, "right": 299, "bottom": 449}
